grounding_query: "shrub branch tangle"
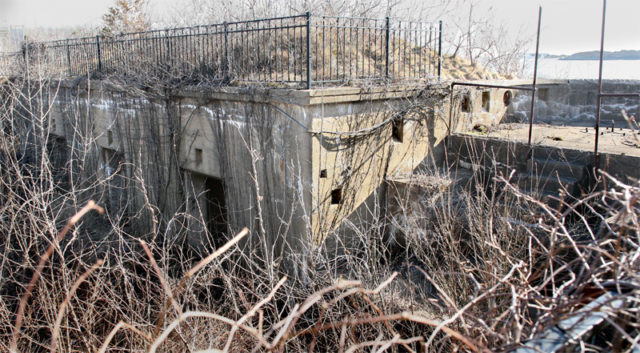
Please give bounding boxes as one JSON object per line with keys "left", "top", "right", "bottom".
{"left": 0, "top": 61, "right": 639, "bottom": 352}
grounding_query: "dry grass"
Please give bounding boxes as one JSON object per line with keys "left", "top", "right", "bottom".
{"left": 0, "top": 69, "right": 639, "bottom": 353}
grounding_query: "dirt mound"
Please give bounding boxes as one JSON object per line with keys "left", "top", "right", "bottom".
{"left": 440, "top": 55, "right": 513, "bottom": 81}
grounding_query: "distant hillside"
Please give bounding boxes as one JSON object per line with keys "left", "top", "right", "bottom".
{"left": 560, "top": 50, "right": 640, "bottom": 61}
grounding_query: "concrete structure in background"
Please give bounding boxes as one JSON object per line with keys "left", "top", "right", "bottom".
{"left": 0, "top": 26, "right": 24, "bottom": 52}
{"left": 507, "top": 79, "right": 640, "bottom": 126}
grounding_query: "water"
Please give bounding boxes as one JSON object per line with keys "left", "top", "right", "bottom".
{"left": 522, "top": 58, "right": 640, "bottom": 80}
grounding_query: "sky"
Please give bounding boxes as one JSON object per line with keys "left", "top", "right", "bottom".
{"left": 0, "top": 0, "right": 639, "bottom": 55}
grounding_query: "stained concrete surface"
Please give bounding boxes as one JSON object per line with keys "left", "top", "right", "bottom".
{"left": 466, "top": 123, "right": 640, "bottom": 158}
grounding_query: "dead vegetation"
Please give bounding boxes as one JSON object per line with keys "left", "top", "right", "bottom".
{"left": 0, "top": 64, "right": 639, "bottom": 353}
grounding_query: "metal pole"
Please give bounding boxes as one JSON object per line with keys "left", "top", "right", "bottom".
{"left": 448, "top": 83, "right": 454, "bottom": 137}
{"left": 527, "top": 6, "right": 542, "bottom": 155}
{"left": 438, "top": 20, "right": 443, "bottom": 79}
{"left": 594, "top": 0, "right": 607, "bottom": 168}
{"left": 223, "top": 22, "right": 230, "bottom": 81}
{"left": 306, "top": 12, "right": 312, "bottom": 89}
{"left": 66, "top": 40, "right": 72, "bottom": 76}
{"left": 96, "top": 35, "right": 102, "bottom": 73}
{"left": 385, "top": 17, "right": 391, "bottom": 78}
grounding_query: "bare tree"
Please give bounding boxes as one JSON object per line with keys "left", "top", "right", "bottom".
{"left": 102, "top": 0, "right": 150, "bottom": 36}
{"left": 443, "top": 0, "right": 531, "bottom": 76}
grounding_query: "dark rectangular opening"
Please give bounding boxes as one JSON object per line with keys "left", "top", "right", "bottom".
{"left": 46, "top": 137, "right": 70, "bottom": 191}
{"left": 482, "top": 91, "right": 490, "bottom": 112}
{"left": 320, "top": 169, "right": 327, "bottom": 178}
{"left": 331, "top": 188, "right": 342, "bottom": 205}
{"left": 205, "top": 176, "right": 229, "bottom": 248}
{"left": 461, "top": 95, "right": 471, "bottom": 112}
{"left": 107, "top": 130, "right": 113, "bottom": 145}
{"left": 195, "top": 148, "right": 203, "bottom": 166}
{"left": 392, "top": 118, "right": 404, "bottom": 143}
{"left": 538, "top": 88, "right": 549, "bottom": 102}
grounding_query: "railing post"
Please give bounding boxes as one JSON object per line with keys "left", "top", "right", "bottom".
{"left": 23, "top": 36, "right": 29, "bottom": 77}
{"left": 66, "top": 39, "right": 72, "bottom": 76}
{"left": 385, "top": 17, "right": 391, "bottom": 79}
{"left": 594, "top": 0, "right": 607, "bottom": 169}
{"left": 437, "top": 20, "right": 442, "bottom": 79}
{"left": 224, "top": 22, "right": 230, "bottom": 81}
{"left": 306, "top": 12, "right": 312, "bottom": 89}
{"left": 527, "top": 7, "right": 542, "bottom": 157}
{"left": 166, "top": 34, "right": 171, "bottom": 75}
{"left": 96, "top": 35, "right": 102, "bottom": 73}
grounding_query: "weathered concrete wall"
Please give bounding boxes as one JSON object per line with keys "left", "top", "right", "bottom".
{"left": 310, "top": 87, "right": 447, "bottom": 243}
{"left": 44, "top": 79, "right": 511, "bottom": 275}
{"left": 309, "top": 83, "right": 513, "bottom": 249}
{"left": 507, "top": 79, "right": 640, "bottom": 126}
{"left": 450, "top": 83, "right": 515, "bottom": 132}
{"left": 47, "top": 82, "right": 313, "bottom": 272}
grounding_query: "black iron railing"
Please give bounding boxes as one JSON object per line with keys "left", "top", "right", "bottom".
{"left": 0, "top": 14, "right": 442, "bottom": 88}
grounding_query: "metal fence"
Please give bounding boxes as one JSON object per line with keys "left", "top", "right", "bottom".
{"left": 0, "top": 13, "right": 442, "bottom": 88}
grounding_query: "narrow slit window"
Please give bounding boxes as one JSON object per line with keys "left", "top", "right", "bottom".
{"left": 482, "top": 91, "right": 490, "bottom": 112}
{"left": 538, "top": 88, "right": 549, "bottom": 101}
{"left": 330, "top": 188, "right": 342, "bottom": 205}
{"left": 195, "top": 148, "right": 203, "bottom": 166}
{"left": 461, "top": 95, "right": 471, "bottom": 112}
{"left": 107, "top": 130, "right": 113, "bottom": 145}
{"left": 392, "top": 118, "right": 404, "bottom": 143}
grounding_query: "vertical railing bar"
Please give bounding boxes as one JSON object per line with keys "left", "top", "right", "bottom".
{"left": 336, "top": 18, "right": 340, "bottom": 82}
{"left": 256, "top": 22, "right": 261, "bottom": 82}
{"left": 254, "top": 22, "right": 258, "bottom": 81}
{"left": 342, "top": 19, "right": 346, "bottom": 82}
{"left": 275, "top": 19, "right": 279, "bottom": 81}
{"left": 259, "top": 21, "right": 263, "bottom": 82}
{"left": 354, "top": 18, "right": 360, "bottom": 78}
{"left": 347, "top": 18, "right": 350, "bottom": 80}
{"left": 329, "top": 18, "right": 333, "bottom": 81}
{"left": 411, "top": 23, "right": 421, "bottom": 79}
{"left": 314, "top": 17, "right": 318, "bottom": 82}
{"left": 403, "top": 21, "right": 407, "bottom": 78}
{"left": 361, "top": 19, "right": 365, "bottom": 78}
{"left": 366, "top": 20, "right": 370, "bottom": 78}
{"left": 224, "top": 22, "right": 229, "bottom": 81}
{"left": 321, "top": 18, "right": 325, "bottom": 82}
{"left": 430, "top": 25, "right": 434, "bottom": 76}
{"left": 256, "top": 21, "right": 267, "bottom": 81}
{"left": 286, "top": 22, "right": 290, "bottom": 82}
{"left": 438, "top": 20, "right": 443, "bottom": 79}
{"left": 417, "top": 22, "right": 422, "bottom": 78}
{"left": 240, "top": 23, "right": 244, "bottom": 81}
{"left": 96, "top": 35, "right": 102, "bottom": 73}
{"left": 373, "top": 20, "right": 378, "bottom": 79}
{"left": 306, "top": 12, "right": 312, "bottom": 88}
{"left": 66, "top": 39, "right": 72, "bottom": 76}
{"left": 367, "top": 20, "right": 371, "bottom": 78}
